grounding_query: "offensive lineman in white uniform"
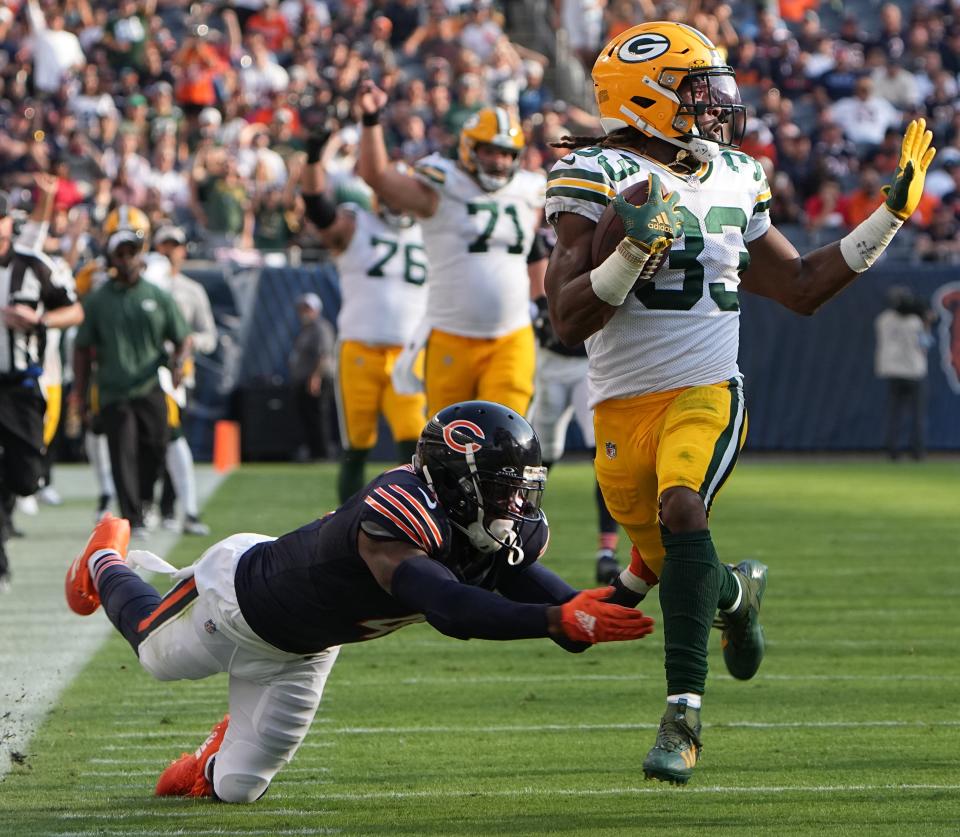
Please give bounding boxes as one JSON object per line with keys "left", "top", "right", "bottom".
{"left": 299, "top": 131, "right": 429, "bottom": 501}
{"left": 545, "top": 21, "right": 935, "bottom": 784}
{"left": 355, "top": 81, "right": 545, "bottom": 417}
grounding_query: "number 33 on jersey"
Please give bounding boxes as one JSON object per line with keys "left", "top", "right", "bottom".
{"left": 414, "top": 153, "right": 546, "bottom": 339}
{"left": 546, "top": 147, "right": 771, "bottom": 402}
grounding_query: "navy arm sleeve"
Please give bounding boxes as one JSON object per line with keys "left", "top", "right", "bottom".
{"left": 496, "top": 561, "right": 577, "bottom": 606}
{"left": 391, "top": 555, "right": 550, "bottom": 641}
{"left": 497, "top": 563, "right": 591, "bottom": 654}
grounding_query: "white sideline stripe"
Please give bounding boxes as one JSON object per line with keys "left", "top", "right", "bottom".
{"left": 0, "top": 466, "right": 225, "bottom": 780}
{"left": 104, "top": 719, "right": 960, "bottom": 739}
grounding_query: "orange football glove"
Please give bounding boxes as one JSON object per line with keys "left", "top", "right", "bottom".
{"left": 558, "top": 587, "right": 655, "bottom": 644}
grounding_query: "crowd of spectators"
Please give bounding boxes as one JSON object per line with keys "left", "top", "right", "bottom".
{"left": 561, "top": 0, "right": 960, "bottom": 261}
{"left": 2, "top": 0, "right": 960, "bottom": 267}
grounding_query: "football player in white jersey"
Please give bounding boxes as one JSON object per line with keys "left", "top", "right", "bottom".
{"left": 355, "top": 81, "right": 546, "bottom": 417}
{"left": 544, "top": 21, "right": 936, "bottom": 784}
{"left": 300, "top": 132, "right": 429, "bottom": 502}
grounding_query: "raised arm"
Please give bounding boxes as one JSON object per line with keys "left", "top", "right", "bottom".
{"left": 742, "top": 119, "right": 936, "bottom": 315}
{"left": 299, "top": 130, "right": 356, "bottom": 254}
{"left": 355, "top": 81, "right": 439, "bottom": 219}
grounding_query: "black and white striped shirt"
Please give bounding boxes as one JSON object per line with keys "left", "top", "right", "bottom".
{"left": 0, "top": 246, "right": 76, "bottom": 380}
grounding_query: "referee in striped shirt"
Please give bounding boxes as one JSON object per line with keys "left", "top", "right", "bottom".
{"left": 0, "top": 191, "right": 84, "bottom": 591}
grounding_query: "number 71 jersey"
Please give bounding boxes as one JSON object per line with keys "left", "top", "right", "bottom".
{"left": 334, "top": 205, "right": 428, "bottom": 346}
{"left": 414, "top": 153, "right": 546, "bottom": 338}
{"left": 545, "top": 146, "right": 772, "bottom": 405}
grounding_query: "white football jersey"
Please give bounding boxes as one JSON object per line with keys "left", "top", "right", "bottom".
{"left": 414, "top": 154, "right": 546, "bottom": 338}
{"left": 546, "top": 146, "right": 771, "bottom": 406}
{"left": 334, "top": 205, "right": 428, "bottom": 346}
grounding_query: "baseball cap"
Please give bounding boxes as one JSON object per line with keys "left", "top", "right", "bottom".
{"left": 107, "top": 229, "right": 144, "bottom": 254}
{"left": 297, "top": 292, "right": 322, "bottom": 312}
{"left": 154, "top": 225, "right": 186, "bottom": 246}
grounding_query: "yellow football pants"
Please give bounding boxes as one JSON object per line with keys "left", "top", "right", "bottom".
{"left": 424, "top": 324, "right": 535, "bottom": 417}
{"left": 336, "top": 340, "right": 427, "bottom": 450}
{"left": 593, "top": 380, "right": 747, "bottom": 579}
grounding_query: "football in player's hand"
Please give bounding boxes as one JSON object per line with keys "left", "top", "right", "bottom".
{"left": 591, "top": 180, "right": 672, "bottom": 275}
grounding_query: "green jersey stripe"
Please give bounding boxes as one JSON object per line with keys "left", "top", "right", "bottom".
{"left": 546, "top": 186, "right": 610, "bottom": 206}
{"left": 547, "top": 168, "right": 609, "bottom": 185}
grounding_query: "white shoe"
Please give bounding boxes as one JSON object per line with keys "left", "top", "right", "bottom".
{"left": 38, "top": 486, "right": 63, "bottom": 506}
{"left": 183, "top": 517, "right": 211, "bottom": 536}
{"left": 143, "top": 505, "right": 160, "bottom": 531}
{"left": 131, "top": 526, "right": 150, "bottom": 541}
{"left": 17, "top": 495, "right": 39, "bottom": 515}
{"left": 0, "top": 573, "right": 11, "bottom": 594}
{"left": 162, "top": 517, "right": 180, "bottom": 532}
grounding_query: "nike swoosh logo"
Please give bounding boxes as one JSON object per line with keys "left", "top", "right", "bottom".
{"left": 418, "top": 488, "right": 438, "bottom": 509}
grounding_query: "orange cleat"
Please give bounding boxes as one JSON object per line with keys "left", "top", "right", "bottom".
{"left": 156, "top": 715, "right": 230, "bottom": 798}
{"left": 65, "top": 513, "right": 131, "bottom": 615}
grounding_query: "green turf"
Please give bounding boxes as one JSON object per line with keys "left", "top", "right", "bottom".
{"left": 3, "top": 459, "right": 960, "bottom": 835}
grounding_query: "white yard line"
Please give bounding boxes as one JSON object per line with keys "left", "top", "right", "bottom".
{"left": 0, "top": 465, "right": 225, "bottom": 778}
{"left": 100, "top": 718, "right": 960, "bottom": 740}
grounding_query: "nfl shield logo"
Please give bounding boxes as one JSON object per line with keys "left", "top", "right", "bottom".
{"left": 204, "top": 619, "right": 217, "bottom": 634}
{"left": 605, "top": 441, "right": 617, "bottom": 459}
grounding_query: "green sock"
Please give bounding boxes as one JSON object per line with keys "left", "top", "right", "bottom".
{"left": 658, "top": 529, "right": 726, "bottom": 696}
{"left": 716, "top": 562, "right": 741, "bottom": 612}
{"left": 338, "top": 448, "right": 370, "bottom": 503}
{"left": 395, "top": 439, "right": 418, "bottom": 466}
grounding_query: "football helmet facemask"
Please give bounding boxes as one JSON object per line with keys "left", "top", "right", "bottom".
{"left": 592, "top": 21, "right": 746, "bottom": 163}
{"left": 458, "top": 108, "right": 525, "bottom": 191}
{"left": 415, "top": 401, "right": 546, "bottom": 566}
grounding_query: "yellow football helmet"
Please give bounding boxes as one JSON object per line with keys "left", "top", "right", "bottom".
{"left": 592, "top": 22, "right": 746, "bottom": 162}
{"left": 103, "top": 204, "right": 151, "bottom": 249}
{"left": 458, "top": 107, "right": 525, "bottom": 191}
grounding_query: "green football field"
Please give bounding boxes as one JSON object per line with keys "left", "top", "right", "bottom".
{"left": 2, "top": 459, "right": 959, "bottom": 835}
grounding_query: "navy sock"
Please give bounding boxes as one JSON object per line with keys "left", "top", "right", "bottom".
{"left": 94, "top": 557, "right": 162, "bottom": 652}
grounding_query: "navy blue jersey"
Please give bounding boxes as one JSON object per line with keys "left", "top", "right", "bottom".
{"left": 234, "top": 465, "right": 550, "bottom": 654}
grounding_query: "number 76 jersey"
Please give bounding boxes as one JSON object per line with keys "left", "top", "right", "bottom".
{"left": 414, "top": 153, "right": 546, "bottom": 338}
{"left": 334, "top": 205, "right": 428, "bottom": 347}
{"left": 545, "top": 147, "right": 772, "bottom": 406}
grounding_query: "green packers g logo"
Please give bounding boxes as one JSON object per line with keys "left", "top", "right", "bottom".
{"left": 619, "top": 33, "right": 671, "bottom": 63}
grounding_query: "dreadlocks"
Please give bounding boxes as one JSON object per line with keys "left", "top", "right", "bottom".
{"left": 549, "top": 126, "right": 698, "bottom": 174}
{"left": 549, "top": 127, "right": 645, "bottom": 152}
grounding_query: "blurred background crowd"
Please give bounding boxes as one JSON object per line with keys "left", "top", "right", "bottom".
{"left": 2, "top": 0, "right": 960, "bottom": 266}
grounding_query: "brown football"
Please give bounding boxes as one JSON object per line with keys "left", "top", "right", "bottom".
{"left": 590, "top": 180, "right": 671, "bottom": 279}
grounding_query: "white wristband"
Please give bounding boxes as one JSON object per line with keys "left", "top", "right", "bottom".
{"left": 839, "top": 205, "right": 904, "bottom": 273}
{"left": 589, "top": 238, "right": 649, "bottom": 306}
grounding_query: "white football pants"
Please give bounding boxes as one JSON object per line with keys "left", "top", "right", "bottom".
{"left": 528, "top": 349, "right": 593, "bottom": 463}
{"left": 137, "top": 533, "right": 340, "bottom": 803}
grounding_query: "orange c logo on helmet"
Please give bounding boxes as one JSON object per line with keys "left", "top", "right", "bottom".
{"left": 442, "top": 420, "right": 486, "bottom": 454}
